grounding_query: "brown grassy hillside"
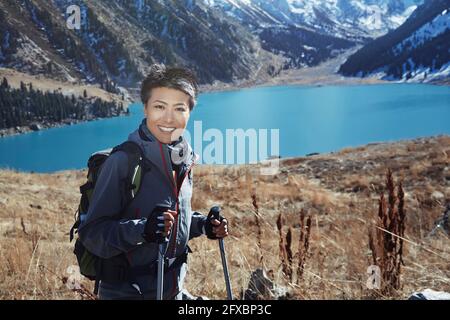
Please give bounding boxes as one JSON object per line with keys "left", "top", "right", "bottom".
{"left": 0, "top": 135, "right": 449, "bottom": 299}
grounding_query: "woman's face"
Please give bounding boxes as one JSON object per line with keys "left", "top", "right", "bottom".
{"left": 144, "top": 87, "right": 191, "bottom": 144}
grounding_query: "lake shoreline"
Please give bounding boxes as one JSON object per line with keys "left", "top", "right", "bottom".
{"left": 198, "top": 76, "right": 450, "bottom": 95}
{"left": 197, "top": 46, "right": 449, "bottom": 94}
{"left": 2, "top": 44, "right": 448, "bottom": 139}
{"left": 0, "top": 113, "right": 131, "bottom": 138}
{"left": 0, "top": 67, "right": 132, "bottom": 138}
{"left": 0, "top": 112, "right": 129, "bottom": 138}
{"left": 2, "top": 134, "right": 449, "bottom": 174}
{"left": 2, "top": 50, "right": 448, "bottom": 139}
{"left": 2, "top": 80, "right": 446, "bottom": 138}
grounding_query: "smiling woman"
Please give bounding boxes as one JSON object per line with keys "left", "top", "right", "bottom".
{"left": 74, "top": 64, "right": 229, "bottom": 300}
{"left": 144, "top": 87, "right": 191, "bottom": 144}
{"left": 141, "top": 64, "right": 198, "bottom": 144}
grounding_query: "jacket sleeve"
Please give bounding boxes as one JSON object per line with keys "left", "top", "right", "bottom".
{"left": 189, "top": 211, "right": 207, "bottom": 240}
{"left": 78, "top": 151, "right": 147, "bottom": 259}
{"left": 188, "top": 168, "right": 207, "bottom": 239}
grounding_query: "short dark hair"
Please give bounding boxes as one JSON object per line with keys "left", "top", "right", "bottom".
{"left": 140, "top": 64, "right": 198, "bottom": 110}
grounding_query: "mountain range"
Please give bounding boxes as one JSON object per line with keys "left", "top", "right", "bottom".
{"left": 339, "top": 0, "right": 450, "bottom": 83}
{"left": 0, "top": 0, "right": 447, "bottom": 89}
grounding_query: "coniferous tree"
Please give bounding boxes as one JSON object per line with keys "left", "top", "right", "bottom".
{"left": 46, "top": 62, "right": 53, "bottom": 74}
{"left": 1, "top": 77, "right": 8, "bottom": 89}
{"left": 0, "top": 85, "right": 123, "bottom": 130}
{"left": 20, "top": 81, "right": 27, "bottom": 92}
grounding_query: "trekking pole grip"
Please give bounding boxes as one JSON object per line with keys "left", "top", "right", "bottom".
{"left": 207, "top": 206, "right": 233, "bottom": 300}
{"left": 207, "top": 205, "right": 222, "bottom": 222}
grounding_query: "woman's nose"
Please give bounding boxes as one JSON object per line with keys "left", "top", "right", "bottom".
{"left": 162, "top": 108, "right": 174, "bottom": 123}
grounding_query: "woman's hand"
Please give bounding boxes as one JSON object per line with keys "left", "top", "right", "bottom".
{"left": 205, "top": 217, "right": 229, "bottom": 239}
{"left": 162, "top": 210, "right": 177, "bottom": 237}
{"left": 144, "top": 209, "right": 177, "bottom": 243}
{"left": 211, "top": 218, "right": 228, "bottom": 238}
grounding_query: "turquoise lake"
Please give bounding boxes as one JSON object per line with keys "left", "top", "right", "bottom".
{"left": 0, "top": 84, "right": 449, "bottom": 172}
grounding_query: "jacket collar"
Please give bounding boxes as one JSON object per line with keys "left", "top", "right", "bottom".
{"left": 138, "top": 118, "right": 155, "bottom": 142}
{"left": 128, "top": 119, "right": 197, "bottom": 189}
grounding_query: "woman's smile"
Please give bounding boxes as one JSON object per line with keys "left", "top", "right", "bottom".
{"left": 144, "top": 87, "right": 191, "bottom": 144}
{"left": 158, "top": 126, "right": 177, "bottom": 133}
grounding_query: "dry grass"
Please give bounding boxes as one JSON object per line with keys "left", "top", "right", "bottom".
{"left": 0, "top": 135, "right": 449, "bottom": 299}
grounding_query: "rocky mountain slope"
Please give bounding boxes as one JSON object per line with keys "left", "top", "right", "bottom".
{"left": 208, "top": 0, "right": 423, "bottom": 39}
{"left": 339, "top": 0, "right": 450, "bottom": 83}
{"left": 0, "top": 0, "right": 281, "bottom": 86}
{"left": 0, "top": 0, "right": 426, "bottom": 88}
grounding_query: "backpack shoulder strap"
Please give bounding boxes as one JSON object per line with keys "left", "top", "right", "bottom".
{"left": 111, "top": 141, "right": 149, "bottom": 209}
{"left": 111, "top": 141, "right": 143, "bottom": 169}
{"left": 70, "top": 141, "right": 149, "bottom": 242}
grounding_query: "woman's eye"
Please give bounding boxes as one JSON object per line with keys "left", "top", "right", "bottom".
{"left": 154, "top": 105, "right": 164, "bottom": 109}
{"left": 176, "top": 107, "right": 187, "bottom": 112}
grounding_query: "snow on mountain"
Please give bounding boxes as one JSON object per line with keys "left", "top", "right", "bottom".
{"left": 1, "top": 0, "right": 277, "bottom": 86}
{"left": 394, "top": 8, "right": 450, "bottom": 55}
{"left": 339, "top": 0, "right": 450, "bottom": 84}
{"left": 1, "top": 0, "right": 443, "bottom": 87}
{"left": 205, "top": 0, "right": 424, "bottom": 38}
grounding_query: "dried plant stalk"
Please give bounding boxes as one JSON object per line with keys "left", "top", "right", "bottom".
{"left": 368, "top": 169, "right": 406, "bottom": 296}
{"left": 276, "top": 213, "right": 289, "bottom": 278}
{"left": 251, "top": 193, "right": 263, "bottom": 264}
{"left": 285, "top": 227, "right": 293, "bottom": 282}
{"left": 297, "top": 210, "right": 311, "bottom": 282}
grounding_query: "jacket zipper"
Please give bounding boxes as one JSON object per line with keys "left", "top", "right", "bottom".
{"left": 168, "top": 162, "right": 195, "bottom": 299}
{"left": 170, "top": 161, "right": 195, "bottom": 256}
{"left": 157, "top": 142, "right": 195, "bottom": 256}
{"left": 158, "top": 142, "right": 196, "bottom": 299}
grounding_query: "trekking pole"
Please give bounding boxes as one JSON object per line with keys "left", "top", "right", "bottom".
{"left": 208, "top": 206, "right": 233, "bottom": 300}
{"left": 154, "top": 204, "right": 172, "bottom": 300}
{"left": 156, "top": 241, "right": 167, "bottom": 300}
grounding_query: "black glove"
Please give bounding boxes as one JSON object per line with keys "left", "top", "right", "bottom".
{"left": 143, "top": 205, "right": 169, "bottom": 243}
{"left": 205, "top": 206, "right": 225, "bottom": 240}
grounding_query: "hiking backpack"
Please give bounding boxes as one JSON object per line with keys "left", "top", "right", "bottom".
{"left": 69, "top": 141, "right": 150, "bottom": 282}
